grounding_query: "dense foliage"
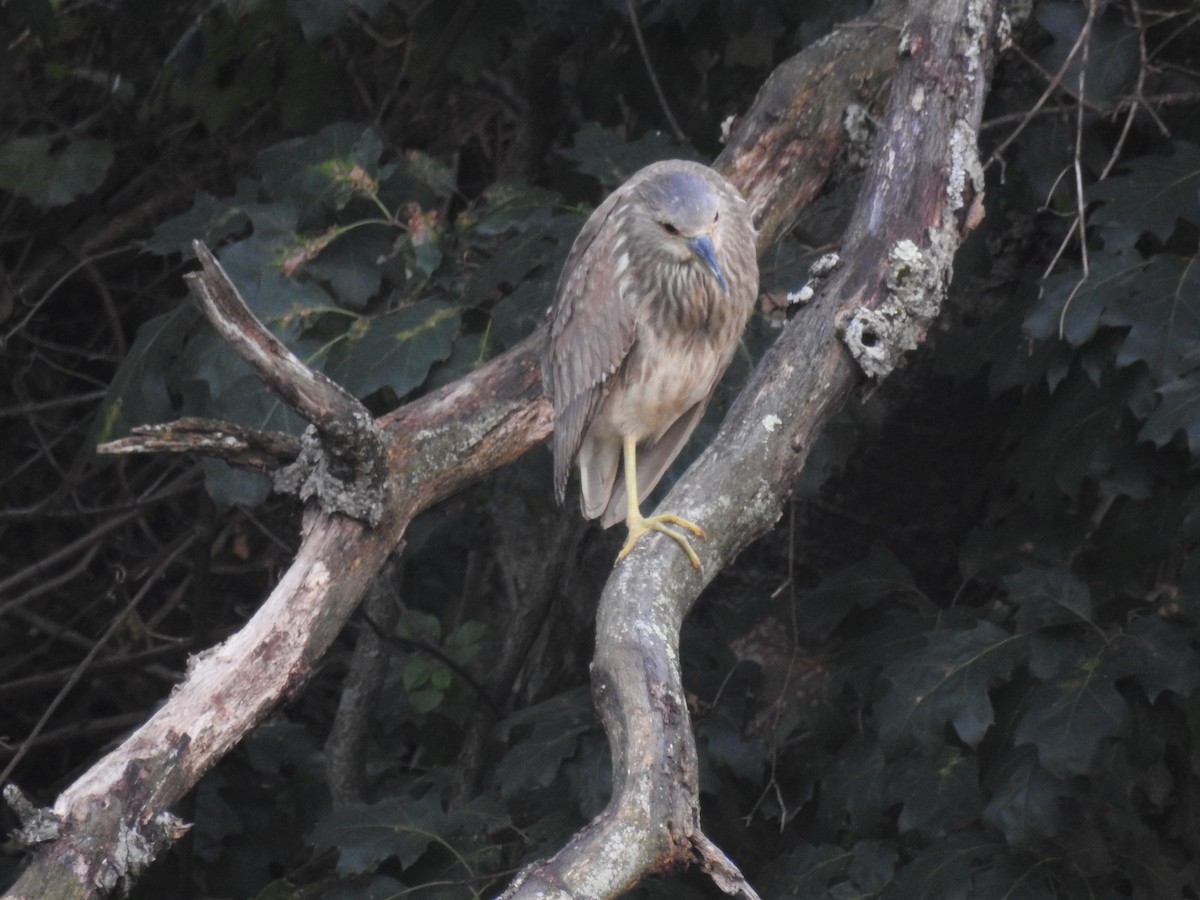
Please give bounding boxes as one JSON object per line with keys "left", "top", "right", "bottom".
{"left": 3, "top": 0, "right": 1200, "bottom": 897}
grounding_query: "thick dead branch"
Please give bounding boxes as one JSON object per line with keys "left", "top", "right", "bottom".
{"left": 325, "top": 559, "right": 403, "bottom": 806}
{"left": 1, "top": 0, "right": 1002, "bottom": 896}
{"left": 98, "top": 418, "right": 302, "bottom": 472}
{"left": 3, "top": 341, "right": 547, "bottom": 900}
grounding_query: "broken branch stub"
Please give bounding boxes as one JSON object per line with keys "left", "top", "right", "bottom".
{"left": 186, "top": 241, "right": 387, "bottom": 524}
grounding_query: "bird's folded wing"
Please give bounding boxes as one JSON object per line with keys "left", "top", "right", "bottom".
{"left": 544, "top": 187, "right": 640, "bottom": 501}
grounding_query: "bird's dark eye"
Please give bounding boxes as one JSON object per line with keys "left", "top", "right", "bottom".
{"left": 660, "top": 222, "right": 680, "bottom": 236}
{"left": 713, "top": 212, "right": 720, "bottom": 224}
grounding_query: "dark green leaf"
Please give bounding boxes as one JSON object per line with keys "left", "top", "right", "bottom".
{"left": 285, "top": 0, "right": 380, "bottom": 40}
{"left": 408, "top": 686, "right": 444, "bottom": 714}
{"left": 0, "top": 135, "right": 114, "bottom": 208}
{"left": 697, "top": 710, "right": 768, "bottom": 784}
{"left": 1089, "top": 141, "right": 1200, "bottom": 244}
{"left": 300, "top": 228, "right": 392, "bottom": 310}
{"left": 559, "top": 122, "right": 695, "bottom": 187}
{"left": 1037, "top": 3, "right": 1138, "bottom": 108}
{"left": 1105, "top": 615, "right": 1200, "bottom": 703}
{"left": 487, "top": 274, "right": 558, "bottom": 352}
{"left": 449, "top": 620, "right": 485, "bottom": 647}
{"left": 258, "top": 124, "right": 385, "bottom": 212}
{"left": 1028, "top": 222, "right": 1200, "bottom": 386}
{"left": 1111, "top": 254, "right": 1200, "bottom": 382}
{"left": 424, "top": 332, "right": 487, "bottom": 391}
{"left": 981, "top": 747, "right": 1062, "bottom": 845}
{"left": 465, "top": 209, "right": 575, "bottom": 306}
{"left": 310, "top": 792, "right": 446, "bottom": 875}
{"left": 1004, "top": 369, "right": 1136, "bottom": 510}
{"left": 396, "top": 610, "right": 440, "bottom": 644}
{"left": 184, "top": 368, "right": 307, "bottom": 508}
{"left": 817, "top": 740, "right": 889, "bottom": 833}
{"left": 396, "top": 150, "right": 456, "bottom": 201}
{"left": 877, "top": 621, "right": 1024, "bottom": 752}
{"left": 1140, "top": 371, "right": 1200, "bottom": 453}
{"left": 323, "top": 875, "right": 406, "bottom": 900}
{"left": 91, "top": 306, "right": 193, "bottom": 445}
{"left": 144, "top": 181, "right": 259, "bottom": 256}
{"left": 215, "top": 237, "right": 344, "bottom": 343}
{"left": 1014, "top": 670, "right": 1127, "bottom": 777}
{"left": 754, "top": 844, "right": 852, "bottom": 898}
{"left": 402, "top": 658, "right": 431, "bottom": 692}
{"left": 215, "top": 373, "right": 308, "bottom": 435}
{"left": 197, "top": 459, "right": 272, "bottom": 510}
{"left": 1026, "top": 632, "right": 1081, "bottom": 682}
{"left": 562, "top": 732, "right": 612, "bottom": 819}
{"left": 445, "top": 621, "right": 485, "bottom": 665}
{"left": 887, "top": 747, "right": 983, "bottom": 839}
{"left": 378, "top": 150, "right": 456, "bottom": 212}
{"left": 970, "top": 855, "right": 1058, "bottom": 899}
{"left": 1004, "top": 562, "right": 1093, "bottom": 631}
{"left": 1024, "top": 249, "right": 1139, "bottom": 349}
{"left": 848, "top": 839, "right": 897, "bottom": 892}
{"left": 429, "top": 666, "right": 452, "bottom": 692}
{"left": 324, "top": 301, "right": 459, "bottom": 399}
{"left": 409, "top": 231, "right": 443, "bottom": 278}
{"left": 176, "top": 332, "right": 308, "bottom": 435}
{"left": 495, "top": 689, "right": 595, "bottom": 799}
{"left": 799, "top": 545, "right": 921, "bottom": 641}
{"left": 884, "top": 829, "right": 997, "bottom": 899}
{"left": 465, "top": 181, "right": 564, "bottom": 237}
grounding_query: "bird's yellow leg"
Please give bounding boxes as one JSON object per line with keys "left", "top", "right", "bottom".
{"left": 615, "top": 434, "right": 705, "bottom": 569}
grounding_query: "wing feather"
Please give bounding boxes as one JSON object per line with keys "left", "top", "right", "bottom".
{"left": 543, "top": 185, "right": 640, "bottom": 503}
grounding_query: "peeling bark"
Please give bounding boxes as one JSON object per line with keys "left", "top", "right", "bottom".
{"left": 99, "top": 418, "right": 302, "bottom": 472}
{"left": 2, "top": 0, "right": 1007, "bottom": 896}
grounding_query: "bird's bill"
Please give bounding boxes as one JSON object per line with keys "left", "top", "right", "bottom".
{"left": 685, "top": 234, "right": 729, "bottom": 292}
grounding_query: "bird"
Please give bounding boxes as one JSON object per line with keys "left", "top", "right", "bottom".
{"left": 543, "top": 159, "right": 759, "bottom": 569}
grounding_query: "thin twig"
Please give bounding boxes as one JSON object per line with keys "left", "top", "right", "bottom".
{"left": 1058, "top": 0, "right": 1097, "bottom": 339}
{"left": 1100, "top": 0, "right": 1148, "bottom": 180}
{"left": 985, "top": 5, "right": 1097, "bottom": 172}
{"left": 0, "top": 390, "right": 107, "bottom": 419}
{"left": 624, "top": 0, "right": 687, "bottom": 144}
{"left": 0, "top": 509, "right": 141, "bottom": 599}
{"left": 0, "top": 531, "right": 199, "bottom": 785}
{"left": 2, "top": 245, "right": 132, "bottom": 347}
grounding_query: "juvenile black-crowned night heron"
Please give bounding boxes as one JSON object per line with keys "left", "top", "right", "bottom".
{"left": 544, "top": 159, "right": 759, "bottom": 568}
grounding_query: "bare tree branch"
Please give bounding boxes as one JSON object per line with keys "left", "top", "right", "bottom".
{"left": 188, "top": 243, "right": 389, "bottom": 524}
{"left": 99, "top": 418, "right": 302, "bottom": 472}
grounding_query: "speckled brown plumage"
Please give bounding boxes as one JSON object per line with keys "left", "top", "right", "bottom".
{"left": 543, "top": 160, "right": 759, "bottom": 567}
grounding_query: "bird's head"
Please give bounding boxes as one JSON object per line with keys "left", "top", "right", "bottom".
{"left": 635, "top": 168, "right": 729, "bottom": 292}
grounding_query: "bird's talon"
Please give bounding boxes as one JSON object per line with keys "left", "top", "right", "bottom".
{"left": 655, "top": 513, "right": 705, "bottom": 539}
{"left": 618, "top": 514, "right": 704, "bottom": 569}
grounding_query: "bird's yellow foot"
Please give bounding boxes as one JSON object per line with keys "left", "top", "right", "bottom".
{"left": 617, "top": 512, "right": 705, "bottom": 569}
